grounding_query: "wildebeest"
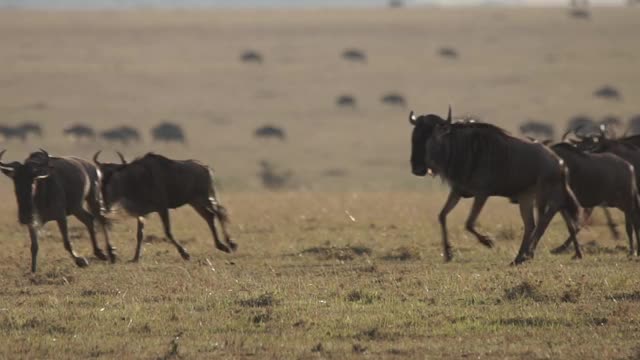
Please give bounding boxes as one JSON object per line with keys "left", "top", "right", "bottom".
{"left": 519, "top": 120, "right": 555, "bottom": 141}
{"left": 151, "top": 122, "right": 186, "bottom": 143}
{"left": 566, "top": 115, "right": 597, "bottom": 137}
{"left": 342, "top": 48, "right": 367, "bottom": 63}
{"left": 254, "top": 125, "right": 286, "bottom": 141}
{"left": 100, "top": 126, "right": 141, "bottom": 145}
{"left": 0, "top": 125, "right": 27, "bottom": 142}
{"left": 409, "top": 107, "right": 581, "bottom": 264}
{"left": 549, "top": 138, "right": 640, "bottom": 256}
{"left": 64, "top": 123, "right": 96, "bottom": 141}
{"left": 381, "top": 93, "right": 406, "bottom": 107}
{"left": 240, "top": 50, "right": 263, "bottom": 64}
{"left": 438, "top": 47, "right": 459, "bottom": 59}
{"left": 16, "top": 121, "right": 42, "bottom": 138}
{"left": 336, "top": 95, "right": 356, "bottom": 108}
{"left": 93, "top": 152, "right": 236, "bottom": 261}
{"left": 0, "top": 149, "right": 113, "bottom": 272}
{"left": 258, "top": 160, "right": 293, "bottom": 190}
{"left": 594, "top": 85, "right": 622, "bottom": 100}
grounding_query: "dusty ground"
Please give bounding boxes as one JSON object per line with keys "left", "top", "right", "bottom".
{"left": 0, "top": 7, "right": 639, "bottom": 359}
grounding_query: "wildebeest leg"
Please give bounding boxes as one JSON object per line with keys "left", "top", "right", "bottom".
{"left": 550, "top": 210, "right": 581, "bottom": 255}
{"left": 73, "top": 209, "right": 108, "bottom": 261}
{"left": 464, "top": 195, "right": 493, "bottom": 248}
{"left": 438, "top": 190, "right": 461, "bottom": 262}
{"left": 602, "top": 207, "right": 620, "bottom": 240}
{"left": 28, "top": 225, "right": 39, "bottom": 273}
{"left": 518, "top": 196, "right": 535, "bottom": 255}
{"left": 558, "top": 210, "right": 582, "bottom": 259}
{"left": 514, "top": 205, "right": 558, "bottom": 265}
{"left": 191, "top": 204, "right": 231, "bottom": 253}
{"left": 132, "top": 217, "right": 145, "bottom": 262}
{"left": 158, "top": 209, "right": 191, "bottom": 260}
{"left": 57, "top": 218, "right": 89, "bottom": 268}
{"left": 624, "top": 211, "right": 635, "bottom": 256}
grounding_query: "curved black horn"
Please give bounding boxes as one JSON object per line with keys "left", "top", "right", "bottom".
{"left": 409, "top": 111, "right": 417, "bottom": 125}
{"left": 446, "top": 105, "right": 452, "bottom": 124}
{"left": 93, "top": 150, "right": 102, "bottom": 165}
{"left": 39, "top": 148, "right": 49, "bottom": 158}
{"left": 561, "top": 128, "right": 573, "bottom": 142}
{"left": 0, "top": 149, "right": 14, "bottom": 171}
{"left": 116, "top": 152, "right": 127, "bottom": 164}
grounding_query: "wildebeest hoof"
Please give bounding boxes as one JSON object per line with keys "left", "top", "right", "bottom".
{"left": 128, "top": 257, "right": 140, "bottom": 263}
{"left": 228, "top": 240, "right": 238, "bottom": 252}
{"left": 572, "top": 253, "right": 583, "bottom": 260}
{"left": 479, "top": 237, "right": 494, "bottom": 248}
{"left": 179, "top": 249, "right": 191, "bottom": 260}
{"left": 75, "top": 257, "right": 89, "bottom": 268}
{"left": 442, "top": 250, "right": 453, "bottom": 262}
{"left": 216, "top": 243, "right": 232, "bottom": 253}
{"left": 94, "top": 250, "right": 108, "bottom": 261}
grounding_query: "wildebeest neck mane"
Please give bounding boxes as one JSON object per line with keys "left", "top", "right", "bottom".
{"left": 432, "top": 122, "right": 514, "bottom": 183}
{"left": 551, "top": 143, "right": 589, "bottom": 157}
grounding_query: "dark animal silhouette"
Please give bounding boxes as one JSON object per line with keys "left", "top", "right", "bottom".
{"left": 100, "top": 126, "right": 141, "bottom": 145}
{"left": 254, "top": 125, "right": 286, "bottom": 141}
{"left": 409, "top": 107, "right": 581, "bottom": 265}
{"left": 342, "top": 48, "right": 367, "bottom": 63}
{"left": 519, "top": 120, "right": 555, "bottom": 141}
{"left": 258, "top": 160, "right": 293, "bottom": 190}
{"left": 549, "top": 140, "right": 640, "bottom": 256}
{"left": 0, "top": 125, "right": 27, "bottom": 142}
{"left": 566, "top": 115, "right": 598, "bottom": 137}
{"left": 0, "top": 149, "right": 113, "bottom": 272}
{"left": 16, "top": 121, "right": 42, "bottom": 138}
{"left": 594, "top": 85, "right": 622, "bottom": 100}
{"left": 438, "top": 47, "right": 459, "bottom": 59}
{"left": 151, "top": 122, "right": 186, "bottom": 143}
{"left": 336, "top": 95, "right": 356, "bottom": 108}
{"left": 64, "top": 124, "right": 96, "bottom": 141}
{"left": 240, "top": 50, "right": 263, "bottom": 64}
{"left": 93, "top": 152, "right": 235, "bottom": 262}
{"left": 381, "top": 93, "right": 406, "bottom": 107}
{"left": 389, "top": 0, "right": 404, "bottom": 7}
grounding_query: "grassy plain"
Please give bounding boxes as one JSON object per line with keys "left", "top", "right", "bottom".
{"left": 0, "top": 6, "right": 639, "bottom": 359}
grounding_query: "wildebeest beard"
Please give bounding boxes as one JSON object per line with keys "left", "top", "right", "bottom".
{"left": 427, "top": 122, "right": 512, "bottom": 184}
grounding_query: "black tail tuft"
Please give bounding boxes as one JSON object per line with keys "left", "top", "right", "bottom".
{"left": 212, "top": 203, "right": 230, "bottom": 224}
{"left": 562, "top": 167, "right": 581, "bottom": 225}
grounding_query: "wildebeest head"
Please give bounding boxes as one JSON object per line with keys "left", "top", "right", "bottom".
{"left": 570, "top": 124, "right": 608, "bottom": 152}
{"left": 409, "top": 107, "right": 451, "bottom": 176}
{"left": 0, "top": 149, "right": 52, "bottom": 225}
{"left": 93, "top": 151, "right": 127, "bottom": 211}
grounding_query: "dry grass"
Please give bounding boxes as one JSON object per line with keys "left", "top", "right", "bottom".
{"left": 0, "top": 191, "right": 638, "bottom": 359}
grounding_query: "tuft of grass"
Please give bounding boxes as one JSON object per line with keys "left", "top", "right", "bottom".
{"left": 300, "top": 245, "right": 372, "bottom": 261}
{"left": 380, "top": 246, "right": 421, "bottom": 261}
{"left": 238, "top": 293, "right": 278, "bottom": 308}
{"left": 503, "top": 281, "right": 548, "bottom": 302}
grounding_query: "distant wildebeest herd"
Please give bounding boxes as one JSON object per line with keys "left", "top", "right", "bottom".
{"left": 0, "top": 149, "right": 234, "bottom": 273}
{"left": 410, "top": 107, "right": 640, "bottom": 265}
{"left": 0, "top": 121, "right": 187, "bottom": 144}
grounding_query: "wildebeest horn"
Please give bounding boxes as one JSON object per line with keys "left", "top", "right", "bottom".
{"left": 39, "top": 148, "right": 49, "bottom": 158}
{"left": 409, "top": 111, "right": 417, "bottom": 125}
{"left": 0, "top": 150, "right": 15, "bottom": 171}
{"left": 93, "top": 150, "right": 102, "bottom": 166}
{"left": 561, "top": 128, "right": 573, "bottom": 142}
{"left": 117, "top": 152, "right": 127, "bottom": 164}
{"left": 446, "top": 105, "right": 452, "bottom": 124}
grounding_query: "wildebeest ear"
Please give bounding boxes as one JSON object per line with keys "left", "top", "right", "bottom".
{"left": 446, "top": 105, "right": 452, "bottom": 124}
{"left": 409, "top": 111, "right": 417, "bottom": 125}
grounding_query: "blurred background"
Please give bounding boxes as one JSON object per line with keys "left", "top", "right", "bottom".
{"left": 0, "top": 0, "right": 637, "bottom": 191}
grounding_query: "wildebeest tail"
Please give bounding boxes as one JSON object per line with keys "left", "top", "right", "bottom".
{"left": 207, "top": 167, "right": 229, "bottom": 224}
{"left": 561, "top": 166, "right": 581, "bottom": 225}
{"left": 93, "top": 179, "right": 113, "bottom": 229}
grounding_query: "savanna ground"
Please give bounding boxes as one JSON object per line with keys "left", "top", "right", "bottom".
{"left": 0, "top": 6, "right": 639, "bottom": 359}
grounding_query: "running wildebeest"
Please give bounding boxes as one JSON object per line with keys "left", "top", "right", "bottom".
{"left": 342, "top": 48, "right": 367, "bottom": 63}
{"left": 519, "top": 120, "right": 555, "bottom": 141}
{"left": 254, "top": 125, "right": 286, "bottom": 141}
{"left": 151, "top": 122, "right": 186, "bottom": 143}
{"left": 93, "top": 152, "right": 236, "bottom": 261}
{"left": 409, "top": 107, "right": 581, "bottom": 264}
{"left": 240, "top": 50, "right": 263, "bottom": 64}
{"left": 16, "top": 121, "right": 42, "bottom": 138}
{"left": 549, "top": 136, "right": 640, "bottom": 256}
{"left": 336, "top": 95, "right": 356, "bottom": 108}
{"left": 438, "top": 47, "right": 459, "bottom": 59}
{"left": 64, "top": 123, "right": 96, "bottom": 141}
{"left": 100, "top": 126, "right": 141, "bottom": 145}
{"left": 0, "top": 149, "right": 114, "bottom": 272}
{"left": 0, "top": 125, "right": 26, "bottom": 142}
{"left": 381, "top": 93, "right": 406, "bottom": 107}
{"left": 594, "top": 85, "right": 622, "bottom": 100}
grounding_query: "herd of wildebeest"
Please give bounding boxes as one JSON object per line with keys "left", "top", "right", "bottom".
{"left": 2, "top": 106, "right": 640, "bottom": 273}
